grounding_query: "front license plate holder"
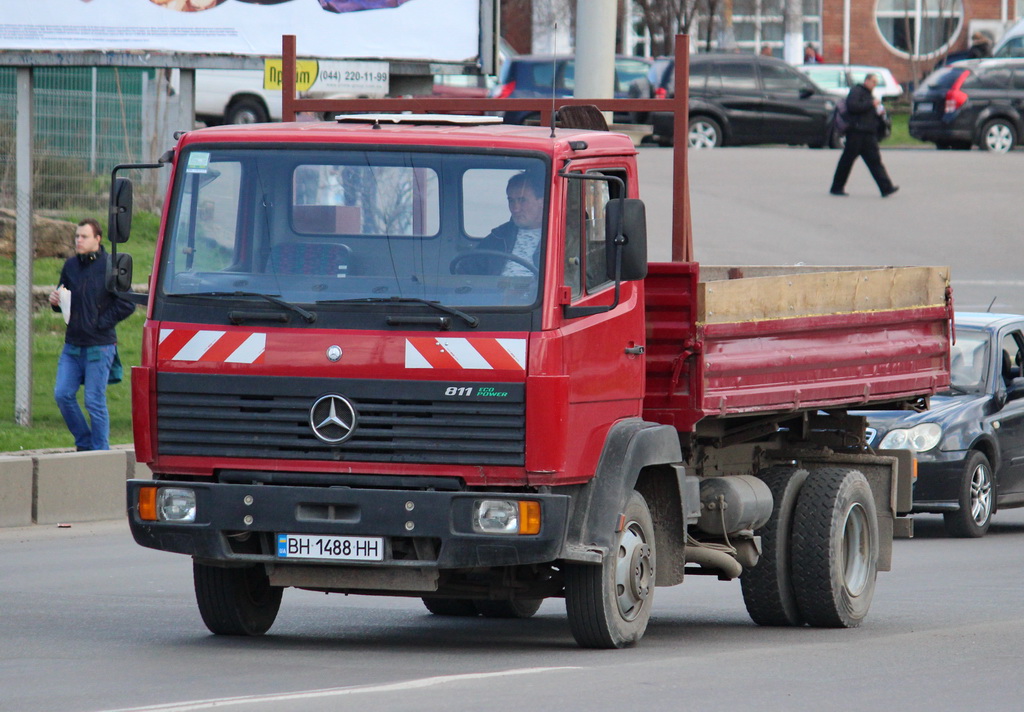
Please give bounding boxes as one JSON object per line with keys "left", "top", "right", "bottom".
{"left": 276, "top": 533, "right": 384, "bottom": 561}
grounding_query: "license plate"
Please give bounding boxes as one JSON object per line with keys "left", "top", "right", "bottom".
{"left": 914, "top": 102, "right": 931, "bottom": 114}
{"left": 277, "top": 534, "right": 384, "bottom": 561}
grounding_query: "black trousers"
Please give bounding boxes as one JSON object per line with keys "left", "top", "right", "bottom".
{"left": 830, "top": 130, "right": 894, "bottom": 195}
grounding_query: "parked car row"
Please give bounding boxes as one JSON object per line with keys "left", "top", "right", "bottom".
{"left": 909, "top": 58, "right": 1024, "bottom": 153}
{"left": 863, "top": 313, "right": 1024, "bottom": 538}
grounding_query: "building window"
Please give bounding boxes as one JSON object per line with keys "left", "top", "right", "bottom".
{"left": 875, "top": 0, "right": 964, "bottom": 58}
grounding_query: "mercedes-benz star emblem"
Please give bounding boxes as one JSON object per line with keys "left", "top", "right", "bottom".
{"left": 309, "top": 394, "right": 358, "bottom": 444}
{"left": 326, "top": 345, "right": 343, "bottom": 362}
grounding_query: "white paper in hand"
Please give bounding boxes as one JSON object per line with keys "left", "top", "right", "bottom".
{"left": 58, "top": 286, "right": 71, "bottom": 325}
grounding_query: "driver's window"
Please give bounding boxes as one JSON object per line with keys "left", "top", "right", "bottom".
{"left": 1001, "top": 332, "right": 1024, "bottom": 387}
{"left": 564, "top": 169, "right": 624, "bottom": 298}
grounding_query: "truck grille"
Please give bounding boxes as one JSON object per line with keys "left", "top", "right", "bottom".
{"left": 156, "top": 373, "right": 525, "bottom": 466}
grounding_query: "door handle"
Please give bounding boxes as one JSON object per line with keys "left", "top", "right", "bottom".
{"left": 625, "top": 345, "right": 645, "bottom": 355}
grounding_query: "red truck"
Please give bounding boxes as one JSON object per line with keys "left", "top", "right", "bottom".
{"left": 114, "top": 38, "right": 951, "bottom": 649}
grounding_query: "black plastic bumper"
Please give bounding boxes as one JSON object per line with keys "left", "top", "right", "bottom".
{"left": 126, "top": 479, "right": 571, "bottom": 570}
{"left": 912, "top": 452, "right": 968, "bottom": 512}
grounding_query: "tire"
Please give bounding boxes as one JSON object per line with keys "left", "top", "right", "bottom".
{"left": 741, "top": 466, "right": 810, "bottom": 626}
{"left": 193, "top": 562, "right": 282, "bottom": 636}
{"left": 564, "top": 490, "right": 656, "bottom": 648}
{"left": 224, "top": 98, "right": 270, "bottom": 124}
{"left": 688, "top": 116, "right": 722, "bottom": 149}
{"left": 421, "top": 597, "right": 478, "bottom": 616}
{"left": 979, "top": 119, "right": 1016, "bottom": 153}
{"left": 943, "top": 451, "right": 994, "bottom": 538}
{"left": 790, "top": 468, "right": 878, "bottom": 628}
{"left": 474, "top": 598, "right": 544, "bottom": 619}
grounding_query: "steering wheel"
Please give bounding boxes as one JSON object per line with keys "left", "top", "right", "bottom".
{"left": 450, "top": 250, "right": 538, "bottom": 276}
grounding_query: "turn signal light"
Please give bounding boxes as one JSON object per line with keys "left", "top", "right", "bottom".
{"left": 138, "top": 486, "right": 158, "bottom": 521}
{"left": 519, "top": 501, "right": 541, "bottom": 535}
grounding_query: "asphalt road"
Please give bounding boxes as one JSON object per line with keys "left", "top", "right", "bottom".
{"left": 4, "top": 510, "right": 1024, "bottom": 712}
{"left": 639, "top": 146, "right": 1024, "bottom": 314}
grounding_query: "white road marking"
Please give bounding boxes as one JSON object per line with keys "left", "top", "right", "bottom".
{"left": 98, "top": 667, "right": 580, "bottom": 712}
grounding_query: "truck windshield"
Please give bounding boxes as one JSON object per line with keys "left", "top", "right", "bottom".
{"left": 159, "top": 147, "right": 547, "bottom": 309}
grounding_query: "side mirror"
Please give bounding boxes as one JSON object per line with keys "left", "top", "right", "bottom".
{"left": 605, "top": 198, "right": 648, "bottom": 282}
{"left": 799, "top": 87, "right": 814, "bottom": 99}
{"left": 108, "top": 177, "right": 134, "bottom": 244}
{"left": 107, "top": 252, "right": 134, "bottom": 292}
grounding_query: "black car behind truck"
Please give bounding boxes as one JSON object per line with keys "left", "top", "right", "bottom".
{"left": 909, "top": 58, "right": 1024, "bottom": 153}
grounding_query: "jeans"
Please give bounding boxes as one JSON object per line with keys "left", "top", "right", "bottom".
{"left": 54, "top": 343, "right": 116, "bottom": 451}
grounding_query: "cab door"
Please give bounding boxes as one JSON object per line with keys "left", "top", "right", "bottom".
{"left": 555, "top": 165, "right": 646, "bottom": 478}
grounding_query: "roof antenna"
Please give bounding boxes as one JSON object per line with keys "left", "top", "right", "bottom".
{"left": 550, "top": 21, "right": 558, "bottom": 138}
{"left": 987, "top": 296, "right": 997, "bottom": 312}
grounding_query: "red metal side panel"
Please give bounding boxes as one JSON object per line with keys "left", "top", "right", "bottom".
{"left": 699, "top": 306, "right": 951, "bottom": 417}
{"left": 642, "top": 262, "right": 704, "bottom": 431}
{"left": 642, "top": 263, "right": 952, "bottom": 433}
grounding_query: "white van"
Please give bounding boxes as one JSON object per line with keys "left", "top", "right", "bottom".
{"left": 993, "top": 18, "right": 1024, "bottom": 58}
{"left": 195, "top": 69, "right": 283, "bottom": 125}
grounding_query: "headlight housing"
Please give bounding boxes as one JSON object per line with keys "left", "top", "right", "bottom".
{"left": 472, "top": 499, "right": 541, "bottom": 535}
{"left": 879, "top": 422, "right": 943, "bottom": 452}
{"left": 138, "top": 486, "right": 197, "bottom": 522}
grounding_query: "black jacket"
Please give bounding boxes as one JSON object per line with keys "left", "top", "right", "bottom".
{"left": 457, "top": 221, "right": 541, "bottom": 275}
{"left": 52, "top": 247, "right": 136, "bottom": 347}
{"left": 844, "top": 84, "right": 881, "bottom": 134}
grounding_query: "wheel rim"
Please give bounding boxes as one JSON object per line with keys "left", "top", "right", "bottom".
{"left": 840, "top": 502, "right": 871, "bottom": 597}
{"left": 984, "top": 124, "right": 1013, "bottom": 153}
{"left": 233, "top": 109, "right": 260, "bottom": 124}
{"left": 688, "top": 122, "right": 717, "bottom": 149}
{"left": 970, "top": 462, "right": 993, "bottom": 525}
{"left": 614, "top": 521, "right": 652, "bottom": 621}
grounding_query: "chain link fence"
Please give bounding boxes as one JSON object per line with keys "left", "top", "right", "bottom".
{"left": 0, "top": 66, "right": 179, "bottom": 218}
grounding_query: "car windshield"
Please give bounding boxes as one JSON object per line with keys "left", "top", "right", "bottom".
{"left": 159, "top": 147, "right": 547, "bottom": 309}
{"left": 948, "top": 330, "right": 990, "bottom": 393}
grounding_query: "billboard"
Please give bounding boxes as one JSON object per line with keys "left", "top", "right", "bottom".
{"left": 0, "top": 0, "right": 480, "bottom": 63}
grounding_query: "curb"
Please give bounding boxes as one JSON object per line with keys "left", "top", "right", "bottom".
{"left": 0, "top": 446, "right": 151, "bottom": 528}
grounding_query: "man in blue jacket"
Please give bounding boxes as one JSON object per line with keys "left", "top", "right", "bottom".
{"left": 47, "top": 219, "right": 136, "bottom": 451}
{"left": 829, "top": 74, "right": 898, "bottom": 198}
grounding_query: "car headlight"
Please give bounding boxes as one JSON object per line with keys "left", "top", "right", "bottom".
{"left": 879, "top": 422, "right": 943, "bottom": 452}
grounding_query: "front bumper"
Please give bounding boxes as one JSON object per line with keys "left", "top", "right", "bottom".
{"left": 126, "top": 479, "right": 571, "bottom": 570}
{"left": 911, "top": 450, "right": 969, "bottom": 512}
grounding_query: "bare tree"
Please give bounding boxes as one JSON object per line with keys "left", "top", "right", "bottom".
{"left": 633, "top": 0, "right": 703, "bottom": 55}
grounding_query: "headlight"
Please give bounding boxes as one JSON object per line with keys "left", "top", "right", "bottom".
{"left": 138, "top": 486, "right": 197, "bottom": 522}
{"left": 472, "top": 500, "right": 541, "bottom": 535}
{"left": 879, "top": 422, "right": 943, "bottom": 452}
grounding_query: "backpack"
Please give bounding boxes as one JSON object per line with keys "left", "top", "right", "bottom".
{"left": 832, "top": 98, "right": 852, "bottom": 136}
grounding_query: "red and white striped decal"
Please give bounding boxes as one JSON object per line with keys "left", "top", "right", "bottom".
{"left": 159, "top": 329, "right": 266, "bottom": 364}
{"left": 405, "top": 337, "right": 526, "bottom": 370}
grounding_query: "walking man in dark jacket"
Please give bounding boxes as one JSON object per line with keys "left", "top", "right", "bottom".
{"left": 830, "top": 74, "right": 898, "bottom": 197}
{"left": 48, "top": 218, "right": 136, "bottom": 450}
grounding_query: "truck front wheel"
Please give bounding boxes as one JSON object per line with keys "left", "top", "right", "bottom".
{"left": 741, "top": 466, "right": 809, "bottom": 626}
{"left": 564, "top": 491, "right": 655, "bottom": 648}
{"left": 193, "top": 562, "right": 282, "bottom": 636}
{"left": 790, "top": 468, "right": 878, "bottom": 628}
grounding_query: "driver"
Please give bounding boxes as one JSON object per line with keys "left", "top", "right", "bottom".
{"left": 469, "top": 172, "right": 545, "bottom": 275}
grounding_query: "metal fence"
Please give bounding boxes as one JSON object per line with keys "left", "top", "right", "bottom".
{"left": 0, "top": 66, "right": 179, "bottom": 218}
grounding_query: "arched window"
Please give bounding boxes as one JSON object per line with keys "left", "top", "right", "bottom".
{"left": 875, "top": 0, "right": 964, "bottom": 58}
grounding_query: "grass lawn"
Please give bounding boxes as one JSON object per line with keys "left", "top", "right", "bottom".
{"left": 0, "top": 211, "right": 161, "bottom": 288}
{"left": 1, "top": 211, "right": 158, "bottom": 452}
{"left": 0, "top": 310, "right": 145, "bottom": 452}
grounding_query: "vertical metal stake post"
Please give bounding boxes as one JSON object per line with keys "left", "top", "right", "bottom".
{"left": 14, "top": 67, "right": 34, "bottom": 427}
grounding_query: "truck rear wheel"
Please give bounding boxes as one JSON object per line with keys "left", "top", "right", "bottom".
{"left": 741, "top": 466, "right": 809, "bottom": 626}
{"left": 564, "top": 491, "right": 655, "bottom": 648}
{"left": 193, "top": 562, "right": 282, "bottom": 636}
{"left": 790, "top": 468, "right": 878, "bottom": 628}
{"left": 421, "top": 598, "right": 478, "bottom": 616}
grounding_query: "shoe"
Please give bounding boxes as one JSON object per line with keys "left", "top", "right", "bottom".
{"left": 829, "top": 189, "right": 848, "bottom": 196}
{"left": 882, "top": 186, "right": 899, "bottom": 197}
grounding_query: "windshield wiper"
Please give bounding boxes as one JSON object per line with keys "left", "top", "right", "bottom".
{"left": 318, "top": 296, "right": 479, "bottom": 328}
{"left": 174, "top": 291, "right": 316, "bottom": 323}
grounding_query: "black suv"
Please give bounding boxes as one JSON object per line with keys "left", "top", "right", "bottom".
{"left": 630, "top": 53, "right": 836, "bottom": 148}
{"left": 491, "top": 54, "right": 652, "bottom": 125}
{"left": 909, "top": 58, "right": 1024, "bottom": 152}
